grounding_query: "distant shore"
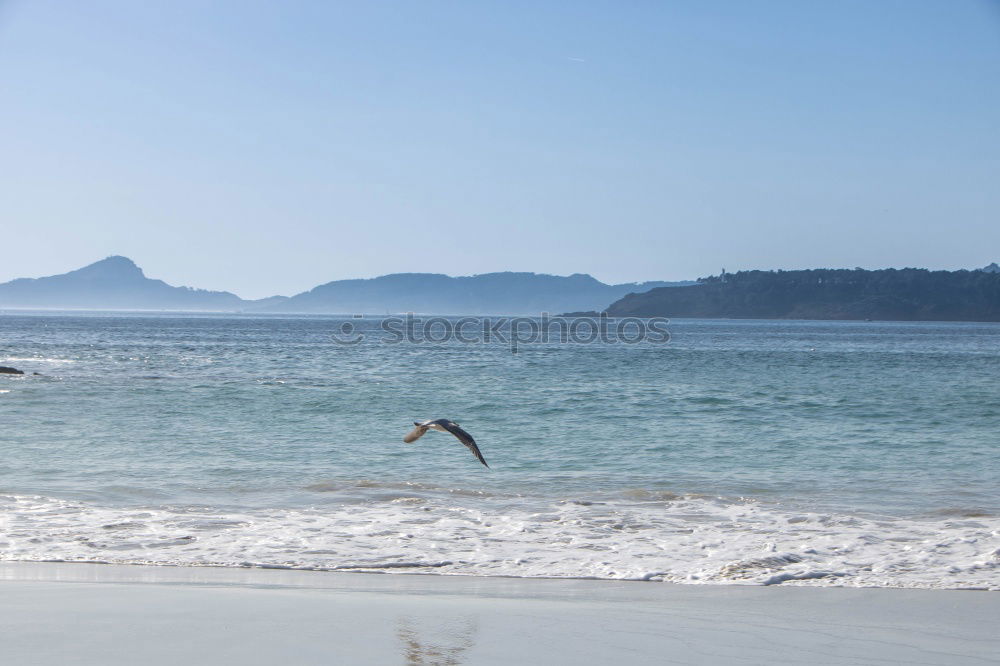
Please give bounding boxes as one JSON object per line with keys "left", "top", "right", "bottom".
{"left": 606, "top": 268, "right": 1000, "bottom": 321}
{"left": 1, "top": 562, "right": 997, "bottom": 665}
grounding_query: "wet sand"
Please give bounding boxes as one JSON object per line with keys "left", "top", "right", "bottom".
{"left": 0, "top": 562, "right": 997, "bottom": 665}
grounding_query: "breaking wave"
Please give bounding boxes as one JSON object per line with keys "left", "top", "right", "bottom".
{"left": 1, "top": 492, "right": 997, "bottom": 589}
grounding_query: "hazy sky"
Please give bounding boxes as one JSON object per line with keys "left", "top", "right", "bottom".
{"left": 1, "top": 1, "right": 998, "bottom": 298}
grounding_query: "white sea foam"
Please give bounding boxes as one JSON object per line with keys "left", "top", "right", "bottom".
{"left": 1, "top": 493, "right": 996, "bottom": 589}
{"left": 0, "top": 357, "right": 76, "bottom": 364}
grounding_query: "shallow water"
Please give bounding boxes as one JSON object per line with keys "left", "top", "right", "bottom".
{"left": 1, "top": 313, "right": 998, "bottom": 587}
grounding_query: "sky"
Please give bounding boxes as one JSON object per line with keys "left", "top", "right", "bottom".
{"left": 1, "top": 1, "right": 998, "bottom": 299}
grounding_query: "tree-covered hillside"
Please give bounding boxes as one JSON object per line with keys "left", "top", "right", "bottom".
{"left": 605, "top": 268, "right": 1000, "bottom": 321}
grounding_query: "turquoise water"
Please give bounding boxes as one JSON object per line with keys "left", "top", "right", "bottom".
{"left": 2, "top": 313, "right": 998, "bottom": 587}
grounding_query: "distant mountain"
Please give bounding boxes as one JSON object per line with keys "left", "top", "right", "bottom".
{"left": 604, "top": 268, "right": 1000, "bottom": 321}
{"left": 0, "top": 257, "right": 690, "bottom": 314}
{"left": 979, "top": 262, "right": 1000, "bottom": 274}
{"left": 261, "top": 272, "right": 693, "bottom": 315}
{"left": 0, "top": 256, "right": 246, "bottom": 310}
{"left": 246, "top": 295, "right": 291, "bottom": 308}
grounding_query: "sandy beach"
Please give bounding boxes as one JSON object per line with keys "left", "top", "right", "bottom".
{"left": 1, "top": 562, "right": 996, "bottom": 665}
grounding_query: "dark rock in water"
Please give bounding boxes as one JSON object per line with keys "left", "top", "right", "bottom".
{"left": 0, "top": 366, "right": 25, "bottom": 375}
{"left": 32, "top": 372, "right": 42, "bottom": 376}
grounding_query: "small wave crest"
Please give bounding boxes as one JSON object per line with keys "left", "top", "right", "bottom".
{"left": 0, "top": 357, "right": 76, "bottom": 367}
{"left": 304, "top": 479, "right": 501, "bottom": 500}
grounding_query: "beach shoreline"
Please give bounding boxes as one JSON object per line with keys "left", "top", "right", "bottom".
{"left": 1, "top": 561, "right": 997, "bottom": 665}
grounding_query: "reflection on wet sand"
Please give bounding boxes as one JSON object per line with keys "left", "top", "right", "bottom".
{"left": 396, "top": 615, "right": 478, "bottom": 665}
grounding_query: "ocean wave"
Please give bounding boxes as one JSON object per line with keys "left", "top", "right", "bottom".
{"left": 1, "top": 493, "right": 997, "bottom": 589}
{"left": 0, "top": 357, "right": 76, "bottom": 364}
{"left": 304, "top": 479, "right": 505, "bottom": 499}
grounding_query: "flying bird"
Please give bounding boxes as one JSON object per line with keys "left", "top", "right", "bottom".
{"left": 403, "top": 419, "right": 489, "bottom": 468}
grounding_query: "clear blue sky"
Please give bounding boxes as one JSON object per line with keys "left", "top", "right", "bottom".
{"left": 1, "top": 1, "right": 997, "bottom": 298}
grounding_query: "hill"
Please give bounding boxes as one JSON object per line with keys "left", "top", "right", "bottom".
{"left": 263, "top": 272, "right": 692, "bottom": 315}
{"left": 0, "top": 257, "right": 688, "bottom": 314}
{"left": 604, "top": 268, "right": 1000, "bottom": 321}
{"left": 0, "top": 256, "right": 246, "bottom": 310}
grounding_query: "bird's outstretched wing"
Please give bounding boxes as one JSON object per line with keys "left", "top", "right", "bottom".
{"left": 438, "top": 420, "right": 489, "bottom": 468}
{"left": 403, "top": 424, "right": 429, "bottom": 443}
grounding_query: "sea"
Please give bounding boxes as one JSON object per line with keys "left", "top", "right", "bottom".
{"left": 1, "top": 312, "right": 998, "bottom": 589}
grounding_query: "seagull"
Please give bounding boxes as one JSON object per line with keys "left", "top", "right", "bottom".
{"left": 403, "top": 419, "right": 489, "bottom": 468}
